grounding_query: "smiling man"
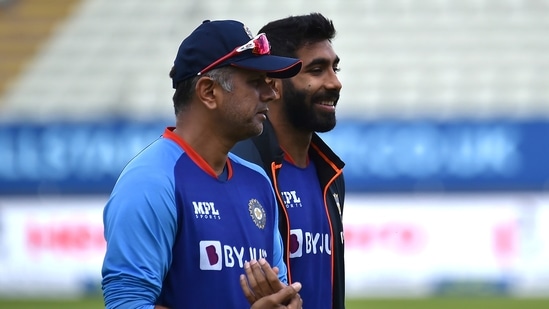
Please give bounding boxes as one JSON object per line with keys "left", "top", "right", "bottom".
{"left": 231, "top": 13, "right": 346, "bottom": 309}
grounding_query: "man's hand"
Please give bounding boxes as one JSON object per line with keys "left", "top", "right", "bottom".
{"left": 250, "top": 282, "right": 303, "bottom": 309}
{"left": 240, "top": 258, "right": 302, "bottom": 308}
{"left": 240, "top": 258, "right": 285, "bottom": 304}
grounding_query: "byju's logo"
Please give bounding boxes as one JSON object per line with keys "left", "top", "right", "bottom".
{"left": 199, "top": 240, "right": 268, "bottom": 271}
{"left": 289, "top": 229, "right": 331, "bottom": 258}
{"left": 193, "top": 201, "right": 221, "bottom": 219}
{"left": 280, "top": 191, "right": 302, "bottom": 208}
{"left": 200, "top": 241, "right": 222, "bottom": 270}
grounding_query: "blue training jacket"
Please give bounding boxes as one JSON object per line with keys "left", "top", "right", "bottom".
{"left": 102, "top": 127, "right": 287, "bottom": 309}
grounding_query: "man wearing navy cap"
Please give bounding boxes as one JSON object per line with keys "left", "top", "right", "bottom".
{"left": 101, "top": 20, "right": 303, "bottom": 309}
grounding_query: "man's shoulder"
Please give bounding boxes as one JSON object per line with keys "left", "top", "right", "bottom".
{"left": 231, "top": 138, "right": 264, "bottom": 165}
{"left": 229, "top": 151, "right": 263, "bottom": 171}
{"left": 311, "top": 133, "right": 345, "bottom": 167}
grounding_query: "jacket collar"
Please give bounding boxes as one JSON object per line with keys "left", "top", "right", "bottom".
{"left": 253, "top": 118, "right": 345, "bottom": 170}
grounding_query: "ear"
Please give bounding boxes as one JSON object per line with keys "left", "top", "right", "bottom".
{"left": 266, "top": 77, "right": 282, "bottom": 100}
{"left": 195, "top": 76, "right": 219, "bottom": 110}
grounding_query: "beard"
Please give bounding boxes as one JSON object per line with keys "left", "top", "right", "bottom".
{"left": 281, "top": 79, "right": 338, "bottom": 133}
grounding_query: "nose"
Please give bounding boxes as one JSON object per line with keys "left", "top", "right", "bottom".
{"left": 259, "top": 79, "right": 277, "bottom": 102}
{"left": 265, "top": 77, "right": 281, "bottom": 100}
{"left": 326, "top": 70, "right": 342, "bottom": 91}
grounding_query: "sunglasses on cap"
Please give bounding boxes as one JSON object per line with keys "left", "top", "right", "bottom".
{"left": 198, "top": 33, "right": 271, "bottom": 76}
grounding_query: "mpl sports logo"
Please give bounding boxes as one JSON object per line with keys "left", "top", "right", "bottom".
{"left": 199, "top": 240, "right": 268, "bottom": 270}
{"left": 280, "top": 190, "right": 303, "bottom": 208}
{"left": 289, "top": 229, "right": 331, "bottom": 258}
{"left": 193, "top": 201, "right": 221, "bottom": 220}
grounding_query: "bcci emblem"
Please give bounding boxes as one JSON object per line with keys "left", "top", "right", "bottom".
{"left": 248, "top": 199, "right": 266, "bottom": 229}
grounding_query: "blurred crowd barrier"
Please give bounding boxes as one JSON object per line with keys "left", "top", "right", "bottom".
{"left": 1, "top": 194, "right": 549, "bottom": 297}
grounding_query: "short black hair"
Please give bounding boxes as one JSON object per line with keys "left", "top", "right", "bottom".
{"left": 258, "top": 12, "right": 336, "bottom": 58}
{"left": 170, "top": 66, "right": 234, "bottom": 115}
{"left": 170, "top": 66, "right": 195, "bottom": 114}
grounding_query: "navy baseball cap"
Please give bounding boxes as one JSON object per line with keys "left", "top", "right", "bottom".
{"left": 171, "top": 20, "right": 302, "bottom": 88}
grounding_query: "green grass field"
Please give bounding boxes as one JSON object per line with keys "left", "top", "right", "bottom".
{"left": 1, "top": 297, "right": 549, "bottom": 309}
{"left": 347, "top": 297, "right": 549, "bottom": 309}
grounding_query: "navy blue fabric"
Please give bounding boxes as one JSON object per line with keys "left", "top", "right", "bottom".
{"left": 171, "top": 20, "right": 301, "bottom": 87}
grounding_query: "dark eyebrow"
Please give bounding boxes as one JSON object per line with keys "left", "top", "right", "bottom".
{"left": 304, "top": 55, "right": 340, "bottom": 68}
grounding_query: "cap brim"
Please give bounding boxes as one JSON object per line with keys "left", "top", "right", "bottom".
{"left": 231, "top": 55, "right": 302, "bottom": 79}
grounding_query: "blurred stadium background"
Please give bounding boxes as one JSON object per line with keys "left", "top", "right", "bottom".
{"left": 1, "top": 0, "right": 549, "bottom": 308}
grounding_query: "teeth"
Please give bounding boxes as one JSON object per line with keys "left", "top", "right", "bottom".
{"left": 319, "top": 101, "right": 334, "bottom": 106}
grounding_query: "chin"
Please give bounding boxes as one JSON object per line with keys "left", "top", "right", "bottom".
{"left": 314, "top": 122, "right": 336, "bottom": 133}
{"left": 246, "top": 125, "right": 264, "bottom": 138}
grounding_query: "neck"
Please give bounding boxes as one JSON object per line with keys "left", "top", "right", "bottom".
{"left": 173, "top": 120, "right": 231, "bottom": 176}
{"left": 270, "top": 120, "right": 312, "bottom": 168}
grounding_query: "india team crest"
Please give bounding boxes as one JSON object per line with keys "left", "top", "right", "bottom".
{"left": 243, "top": 25, "right": 254, "bottom": 39}
{"left": 248, "top": 199, "right": 266, "bottom": 229}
